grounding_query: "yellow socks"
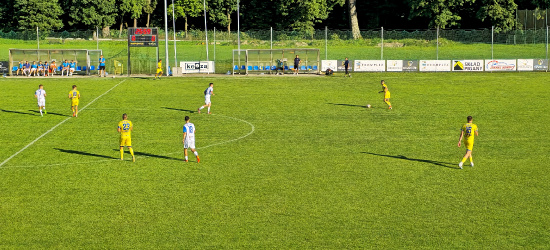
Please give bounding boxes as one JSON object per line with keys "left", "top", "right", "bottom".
{"left": 129, "top": 148, "right": 134, "bottom": 157}
{"left": 469, "top": 156, "right": 473, "bottom": 163}
{"left": 120, "top": 148, "right": 124, "bottom": 159}
{"left": 461, "top": 157, "right": 467, "bottom": 163}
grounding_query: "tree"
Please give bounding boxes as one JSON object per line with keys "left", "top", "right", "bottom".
{"left": 129, "top": 0, "right": 146, "bottom": 27}
{"left": 143, "top": 0, "right": 158, "bottom": 27}
{"left": 68, "top": 0, "right": 117, "bottom": 37}
{"left": 168, "top": 0, "right": 203, "bottom": 37}
{"left": 477, "top": 0, "right": 518, "bottom": 32}
{"left": 408, "top": 0, "right": 475, "bottom": 28}
{"left": 14, "top": 0, "right": 64, "bottom": 31}
{"left": 208, "top": 0, "right": 238, "bottom": 32}
{"left": 0, "top": 0, "right": 17, "bottom": 31}
{"left": 349, "top": 0, "right": 361, "bottom": 39}
{"left": 277, "top": 0, "right": 344, "bottom": 32}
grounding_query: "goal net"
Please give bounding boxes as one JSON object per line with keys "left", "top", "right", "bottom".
{"left": 233, "top": 48, "right": 320, "bottom": 75}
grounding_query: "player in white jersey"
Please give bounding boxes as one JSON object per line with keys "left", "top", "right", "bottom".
{"left": 34, "top": 84, "right": 47, "bottom": 116}
{"left": 198, "top": 83, "right": 214, "bottom": 114}
{"left": 183, "top": 116, "right": 200, "bottom": 163}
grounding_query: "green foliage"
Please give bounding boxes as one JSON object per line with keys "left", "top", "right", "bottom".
{"left": 208, "top": 0, "right": 238, "bottom": 31}
{"left": 14, "top": 0, "right": 64, "bottom": 31}
{"left": 168, "top": 0, "right": 203, "bottom": 21}
{"left": 68, "top": 0, "right": 117, "bottom": 28}
{"left": 408, "top": 0, "right": 475, "bottom": 28}
{"left": 477, "top": 0, "right": 518, "bottom": 32}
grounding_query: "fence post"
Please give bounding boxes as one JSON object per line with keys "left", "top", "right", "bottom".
{"left": 237, "top": 0, "right": 240, "bottom": 52}
{"left": 96, "top": 27, "right": 99, "bottom": 50}
{"left": 203, "top": 0, "right": 209, "bottom": 62}
{"left": 491, "top": 26, "right": 495, "bottom": 60}
{"left": 164, "top": 0, "right": 171, "bottom": 75}
{"left": 436, "top": 26, "right": 439, "bottom": 60}
{"left": 270, "top": 27, "right": 273, "bottom": 49}
{"left": 381, "top": 27, "right": 384, "bottom": 60}
{"left": 325, "top": 26, "right": 328, "bottom": 60}
{"left": 37, "top": 27, "right": 39, "bottom": 49}
{"left": 547, "top": 25, "right": 548, "bottom": 60}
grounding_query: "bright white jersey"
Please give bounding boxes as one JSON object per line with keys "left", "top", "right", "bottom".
{"left": 183, "top": 122, "right": 196, "bottom": 141}
{"left": 205, "top": 86, "right": 213, "bottom": 97}
{"left": 35, "top": 89, "right": 46, "bottom": 100}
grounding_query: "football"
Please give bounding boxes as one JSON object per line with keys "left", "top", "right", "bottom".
{"left": 366, "top": 104, "right": 371, "bottom": 108}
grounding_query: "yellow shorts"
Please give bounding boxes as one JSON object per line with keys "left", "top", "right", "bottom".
{"left": 156, "top": 68, "right": 163, "bottom": 74}
{"left": 120, "top": 137, "right": 132, "bottom": 147}
{"left": 385, "top": 92, "right": 391, "bottom": 99}
{"left": 71, "top": 100, "right": 79, "bottom": 107}
{"left": 464, "top": 140, "right": 474, "bottom": 151}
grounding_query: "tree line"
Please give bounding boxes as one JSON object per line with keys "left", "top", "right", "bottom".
{"left": 0, "top": 0, "right": 547, "bottom": 38}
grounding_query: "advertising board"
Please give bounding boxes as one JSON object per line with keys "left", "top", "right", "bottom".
{"left": 517, "top": 59, "right": 534, "bottom": 71}
{"left": 452, "top": 60, "right": 484, "bottom": 71}
{"left": 485, "top": 60, "right": 516, "bottom": 71}
{"left": 179, "top": 61, "right": 215, "bottom": 74}
{"left": 402, "top": 60, "right": 418, "bottom": 72}
{"left": 337, "top": 60, "right": 353, "bottom": 72}
{"left": 387, "top": 60, "right": 403, "bottom": 72}
{"left": 354, "top": 60, "right": 385, "bottom": 72}
{"left": 321, "top": 60, "right": 338, "bottom": 71}
{"left": 419, "top": 60, "right": 451, "bottom": 72}
{"left": 533, "top": 59, "right": 549, "bottom": 71}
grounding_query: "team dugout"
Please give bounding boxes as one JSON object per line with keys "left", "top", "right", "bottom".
{"left": 233, "top": 48, "right": 320, "bottom": 75}
{"left": 9, "top": 49, "right": 103, "bottom": 76}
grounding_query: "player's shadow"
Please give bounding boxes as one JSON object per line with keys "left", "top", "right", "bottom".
{"left": 162, "top": 107, "right": 196, "bottom": 113}
{"left": 54, "top": 148, "right": 118, "bottom": 159}
{"left": 111, "top": 149, "right": 181, "bottom": 161}
{"left": 361, "top": 152, "right": 459, "bottom": 169}
{"left": 326, "top": 103, "right": 366, "bottom": 108}
{"left": 0, "top": 109, "right": 37, "bottom": 116}
{"left": 28, "top": 110, "right": 70, "bottom": 117}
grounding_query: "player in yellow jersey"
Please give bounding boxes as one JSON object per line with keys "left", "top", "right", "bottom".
{"left": 457, "top": 116, "right": 479, "bottom": 169}
{"left": 378, "top": 80, "right": 392, "bottom": 109}
{"left": 117, "top": 113, "right": 135, "bottom": 162}
{"left": 68, "top": 85, "right": 80, "bottom": 117}
{"left": 154, "top": 59, "right": 163, "bottom": 80}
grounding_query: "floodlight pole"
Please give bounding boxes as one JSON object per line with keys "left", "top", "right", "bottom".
{"left": 37, "top": 27, "right": 39, "bottom": 49}
{"left": 214, "top": 27, "right": 216, "bottom": 61}
{"left": 164, "top": 0, "right": 170, "bottom": 76}
{"left": 172, "top": 0, "right": 177, "bottom": 67}
{"left": 203, "top": 0, "right": 209, "bottom": 62}
{"left": 270, "top": 27, "right": 273, "bottom": 49}
{"left": 96, "top": 26, "right": 99, "bottom": 50}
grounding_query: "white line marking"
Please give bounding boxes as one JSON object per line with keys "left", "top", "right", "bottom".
{"left": 1, "top": 113, "right": 254, "bottom": 169}
{"left": 0, "top": 79, "right": 127, "bottom": 168}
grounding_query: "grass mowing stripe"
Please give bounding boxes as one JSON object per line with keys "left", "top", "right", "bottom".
{"left": 0, "top": 79, "right": 127, "bottom": 168}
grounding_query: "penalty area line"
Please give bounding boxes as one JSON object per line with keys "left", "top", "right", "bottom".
{"left": 0, "top": 79, "right": 127, "bottom": 168}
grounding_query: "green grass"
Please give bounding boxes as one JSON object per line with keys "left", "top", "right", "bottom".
{"left": 1, "top": 73, "right": 549, "bottom": 248}
{"left": 2, "top": 38, "right": 548, "bottom": 74}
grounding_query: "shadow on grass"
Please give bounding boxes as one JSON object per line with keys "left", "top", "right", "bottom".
{"left": 162, "top": 107, "right": 197, "bottom": 113}
{"left": 28, "top": 110, "right": 70, "bottom": 117}
{"left": 361, "top": 152, "right": 459, "bottom": 169}
{"left": 0, "top": 109, "right": 37, "bottom": 116}
{"left": 111, "top": 149, "right": 182, "bottom": 162}
{"left": 54, "top": 148, "right": 118, "bottom": 159}
{"left": 326, "top": 103, "right": 366, "bottom": 108}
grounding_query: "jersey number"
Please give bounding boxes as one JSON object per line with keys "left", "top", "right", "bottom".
{"left": 123, "top": 123, "right": 130, "bottom": 130}
{"left": 465, "top": 127, "right": 472, "bottom": 136}
{"left": 188, "top": 127, "right": 194, "bottom": 133}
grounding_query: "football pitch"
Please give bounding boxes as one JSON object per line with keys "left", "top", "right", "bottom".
{"left": 1, "top": 73, "right": 549, "bottom": 248}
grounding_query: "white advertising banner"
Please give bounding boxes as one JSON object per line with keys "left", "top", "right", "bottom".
{"left": 321, "top": 60, "right": 338, "bottom": 71}
{"left": 354, "top": 60, "right": 385, "bottom": 72}
{"left": 452, "top": 60, "right": 484, "bottom": 71}
{"left": 386, "top": 60, "right": 403, "bottom": 72}
{"left": 485, "top": 59, "right": 516, "bottom": 71}
{"left": 517, "top": 59, "right": 534, "bottom": 71}
{"left": 179, "top": 61, "right": 215, "bottom": 73}
{"left": 419, "top": 60, "right": 451, "bottom": 72}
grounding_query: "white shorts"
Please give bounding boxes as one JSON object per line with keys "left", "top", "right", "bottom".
{"left": 205, "top": 96, "right": 211, "bottom": 105}
{"left": 37, "top": 99, "right": 45, "bottom": 107}
{"left": 184, "top": 139, "right": 195, "bottom": 149}
{"left": 70, "top": 68, "right": 75, "bottom": 71}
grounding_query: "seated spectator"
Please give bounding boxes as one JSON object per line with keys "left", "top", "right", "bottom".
{"left": 30, "top": 61, "right": 38, "bottom": 76}
{"left": 23, "top": 61, "right": 31, "bottom": 76}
